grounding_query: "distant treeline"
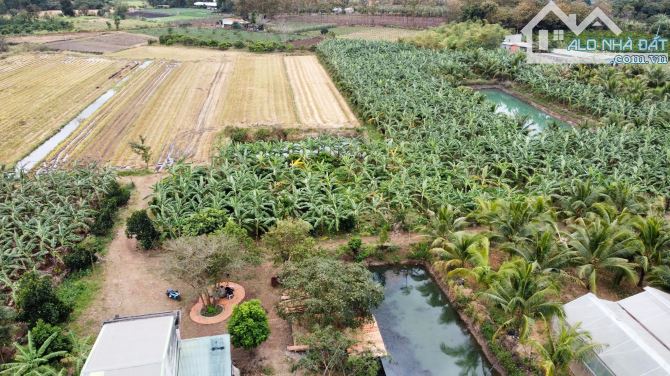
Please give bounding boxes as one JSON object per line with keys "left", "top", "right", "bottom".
{"left": 0, "top": 12, "right": 72, "bottom": 33}
{"left": 0, "top": 0, "right": 109, "bottom": 13}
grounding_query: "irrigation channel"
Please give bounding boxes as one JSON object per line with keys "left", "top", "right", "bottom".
{"left": 481, "top": 88, "right": 569, "bottom": 133}
{"left": 372, "top": 266, "right": 494, "bottom": 376}
{"left": 15, "top": 61, "right": 154, "bottom": 173}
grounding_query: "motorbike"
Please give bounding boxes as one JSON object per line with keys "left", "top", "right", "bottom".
{"left": 166, "top": 288, "right": 181, "bottom": 301}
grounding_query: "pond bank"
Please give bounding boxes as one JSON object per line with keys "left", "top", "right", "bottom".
{"left": 368, "top": 260, "right": 506, "bottom": 376}
{"left": 468, "top": 83, "right": 586, "bottom": 128}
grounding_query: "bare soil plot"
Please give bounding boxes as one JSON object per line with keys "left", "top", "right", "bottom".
{"left": 49, "top": 59, "right": 234, "bottom": 167}
{"left": 0, "top": 53, "right": 128, "bottom": 166}
{"left": 5, "top": 31, "right": 103, "bottom": 44}
{"left": 108, "top": 45, "right": 239, "bottom": 61}
{"left": 44, "top": 32, "right": 154, "bottom": 53}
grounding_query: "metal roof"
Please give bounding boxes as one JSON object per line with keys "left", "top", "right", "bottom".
{"left": 178, "top": 335, "right": 233, "bottom": 376}
{"left": 81, "top": 311, "right": 179, "bottom": 376}
{"left": 564, "top": 288, "right": 670, "bottom": 376}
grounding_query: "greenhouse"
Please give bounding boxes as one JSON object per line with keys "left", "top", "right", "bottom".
{"left": 564, "top": 287, "right": 670, "bottom": 376}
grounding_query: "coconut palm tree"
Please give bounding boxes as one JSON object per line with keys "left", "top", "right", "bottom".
{"left": 0, "top": 332, "right": 67, "bottom": 375}
{"left": 648, "top": 265, "right": 670, "bottom": 292}
{"left": 503, "top": 230, "right": 573, "bottom": 274}
{"left": 632, "top": 216, "right": 670, "bottom": 286}
{"left": 447, "top": 236, "right": 507, "bottom": 289}
{"left": 530, "top": 319, "right": 601, "bottom": 376}
{"left": 482, "top": 260, "right": 563, "bottom": 340}
{"left": 488, "top": 198, "right": 554, "bottom": 243}
{"left": 421, "top": 204, "right": 469, "bottom": 239}
{"left": 568, "top": 218, "right": 639, "bottom": 293}
{"left": 431, "top": 231, "right": 488, "bottom": 272}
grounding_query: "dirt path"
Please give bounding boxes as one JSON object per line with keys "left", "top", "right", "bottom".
{"left": 75, "top": 173, "right": 295, "bottom": 375}
{"left": 74, "top": 174, "right": 177, "bottom": 335}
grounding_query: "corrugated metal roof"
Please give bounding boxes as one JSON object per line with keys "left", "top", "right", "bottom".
{"left": 178, "top": 335, "right": 232, "bottom": 376}
{"left": 618, "top": 287, "right": 670, "bottom": 351}
{"left": 564, "top": 290, "right": 670, "bottom": 376}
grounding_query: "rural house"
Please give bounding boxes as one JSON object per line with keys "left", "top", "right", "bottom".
{"left": 81, "top": 311, "right": 239, "bottom": 376}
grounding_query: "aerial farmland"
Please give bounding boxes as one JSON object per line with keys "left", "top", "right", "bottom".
{"left": 2, "top": 2, "right": 670, "bottom": 376}
{"left": 3, "top": 44, "right": 358, "bottom": 169}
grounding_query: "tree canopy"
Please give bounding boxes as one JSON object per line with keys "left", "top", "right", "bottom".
{"left": 277, "top": 257, "right": 384, "bottom": 329}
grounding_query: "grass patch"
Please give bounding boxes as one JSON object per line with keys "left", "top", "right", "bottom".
{"left": 57, "top": 267, "right": 104, "bottom": 326}
{"left": 117, "top": 168, "right": 153, "bottom": 177}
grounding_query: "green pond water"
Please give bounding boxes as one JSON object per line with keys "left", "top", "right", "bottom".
{"left": 372, "top": 266, "right": 493, "bottom": 376}
{"left": 481, "top": 88, "right": 569, "bottom": 133}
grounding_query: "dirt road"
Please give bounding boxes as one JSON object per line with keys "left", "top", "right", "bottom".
{"left": 75, "top": 173, "right": 294, "bottom": 374}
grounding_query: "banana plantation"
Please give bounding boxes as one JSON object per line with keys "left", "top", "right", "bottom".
{"left": 0, "top": 167, "right": 120, "bottom": 293}
{"left": 152, "top": 40, "right": 670, "bottom": 238}
{"left": 147, "top": 40, "right": 670, "bottom": 374}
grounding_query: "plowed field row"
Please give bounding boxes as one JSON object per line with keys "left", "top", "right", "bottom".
{"left": 0, "top": 54, "right": 128, "bottom": 166}
{"left": 48, "top": 60, "right": 233, "bottom": 167}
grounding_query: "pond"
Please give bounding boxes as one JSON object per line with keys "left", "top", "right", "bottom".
{"left": 480, "top": 88, "right": 569, "bottom": 134}
{"left": 372, "top": 266, "right": 494, "bottom": 376}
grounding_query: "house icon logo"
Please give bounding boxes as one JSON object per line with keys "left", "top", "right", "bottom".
{"left": 521, "top": 0, "right": 622, "bottom": 63}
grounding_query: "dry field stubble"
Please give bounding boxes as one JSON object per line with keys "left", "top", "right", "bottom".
{"left": 36, "top": 47, "right": 358, "bottom": 169}
{"left": 221, "top": 53, "right": 359, "bottom": 129}
{"left": 49, "top": 58, "right": 234, "bottom": 167}
{"left": 220, "top": 54, "right": 299, "bottom": 127}
{"left": 284, "top": 55, "right": 358, "bottom": 127}
{"left": 0, "top": 53, "right": 128, "bottom": 166}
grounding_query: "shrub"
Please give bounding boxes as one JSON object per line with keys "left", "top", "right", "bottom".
{"left": 64, "top": 236, "right": 100, "bottom": 272}
{"left": 233, "top": 40, "right": 245, "bottom": 49}
{"left": 91, "top": 180, "right": 130, "bottom": 235}
{"left": 30, "top": 319, "right": 73, "bottom": 355}
{"left": 218, "top": 41, "right": 231, "bottom": 50}
{"left": 347, "top": 236, "right": 363, "bottom": 258}
{"left": 293, "top": 325, "right": 380, "bottom": 375}
{"left": 125, "top": 210, "right": 160, "bottom": 250}
{"left": 229, "top": 127, "right": 249, "bottom": 143}
{"left": 262, "top": 219, "right": 316, "bottom": 263}
{"left": 182, "top": 208, "right": 228, "bottom": 236}
{"left": 254, "top": 128, "right": 272, "bottom": 141}
{"left": 403, "top": 21, "right": 508, "bottom": 50}
{"left": 408, "top": 242, "right": 431, "bottom": 261}
{"left": 228, "top": 300, "right": 270, "bottom": 350}
{"left": 15, "top": 272, "right": 72, "bottom": 327}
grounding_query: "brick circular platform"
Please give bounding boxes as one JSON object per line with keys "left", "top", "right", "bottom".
{"left": 189, "top": 282, "right": 245, "bottom": 325}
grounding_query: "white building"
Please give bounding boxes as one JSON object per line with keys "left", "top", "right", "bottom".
{"left": 81, "top": 311, "right": 238, "bottom": 376}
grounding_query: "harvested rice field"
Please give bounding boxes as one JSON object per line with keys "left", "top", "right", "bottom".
{"left": 221, "top": 54, "right": 358, "bottom": 129}
{"left": 0, "top": 53, "right": 128, "bottom": 166}
{"left": 18, "top": 48, "right": 357, "bottom": 169}
{"left": 47, "top": 59, "right": 234, "bottom": 167}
